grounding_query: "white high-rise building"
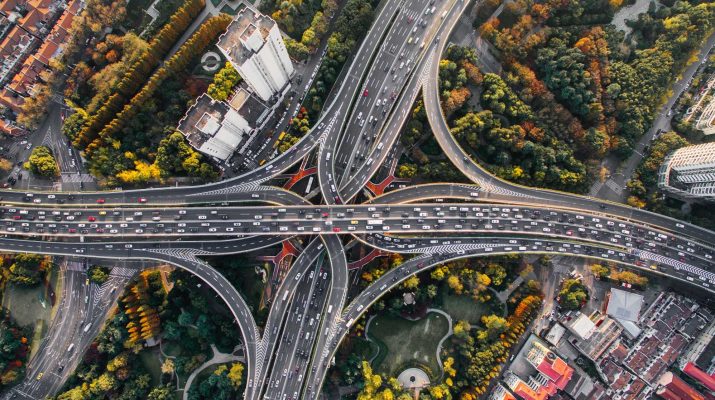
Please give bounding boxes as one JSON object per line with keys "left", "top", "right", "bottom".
{"left": 658, "top": 142, "right": 715, "bottom": 202}
{"left": 217, "top": 7, "right": 294, "bottom": 103}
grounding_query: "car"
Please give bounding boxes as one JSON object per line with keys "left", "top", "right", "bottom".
{"left": 363, "top": 89, "right": 369, "bottom": 97}
{"left": 332, "top": 227, "right": 341, "bottom": 232}
{"left": 33, "top": 198, "right": 41, "bottom": 203}
{"left": 36, "top": 372, "right": 43, "bottom": 381}
{"left": 97, "top": 198, "right": 105, "bottom": 204}
{"left": 138, "top": 198, "right": 147, "bottom": 203}
{"left": 88, "top": 216, "right": 96, "bottom": 222}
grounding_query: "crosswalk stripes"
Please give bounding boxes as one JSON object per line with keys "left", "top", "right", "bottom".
{"left": 605, "top": 179, "right": 623, "bottom": 195}
{"left": 635, "top": 249, "right": 715, "bottom": 283}
{"left": 191, "top": 182, "right": 262, "bottom": 197}
{"left": 65, "top": 261, "right": 84, "bottom": 271}
{"left": 144, "top": 248, "right": 216, "bottom": 260}
{"left": 110, "top": 266, "right": 137, "bottom": 277}
{"left": 401, "top": 242, "right": 495, "bottom": 254}
{"left": 590, "top": 180, "right": 605, "bottom": 196}
{"left": 41, "top": 127, "right": 53, "bottom": 147}
{"left": 60, "top": 173, "right": 95, "bottom": 183}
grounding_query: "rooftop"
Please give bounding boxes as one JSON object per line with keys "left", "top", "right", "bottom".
{"left": 230, "top": 87, "right": 268, "bottom": 127}
{"left": 607, "top": 288, "right": 644, "bottom": 322}
{"left": 217, "top": 7, "right": 277, "bottom": 66}
{"left": 177, "top": 93, "right": 235, "bottom": 149}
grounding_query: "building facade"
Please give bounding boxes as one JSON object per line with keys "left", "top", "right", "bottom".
{"left": 658, "top": 143, "right": 715, "bottom": 202}
{"left": 217, "top": 7, "right": 294, "bottom": 103}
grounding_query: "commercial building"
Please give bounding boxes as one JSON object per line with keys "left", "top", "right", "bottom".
{"left": 683, "top": 362, "right": 715, "bottom": 393}
{"left": 217, "top": 7, "right": 294, "bottom": 103}
{"left": 490, "top": 383, "right": 517, "bottom": 400}
{"left": 503, "top": 335, "right": 574, "bottom": 400}
{"left": 607, "top": 288, "right": 644, "bottom": 339}
{"left": 656, "top": 371, "right": 708, "bottom": 400}
{"left": 658, "top": 143, "right": 715, "bottom": 202}
{"left": 565, "top": 312, "right": 623, "bottom": 361}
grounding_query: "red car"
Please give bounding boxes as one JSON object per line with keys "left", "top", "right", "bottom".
{"left": 88, "top": 216, "right": 96, "bottom": 222}
{"left": 96, "top": 198, "right": 105, "bottom": 204}
{"left": 13, "top": 215, "right": 21, "bottom": 220}
{"left": 138, "top": 198, "right": 147, "bottom": 203}
{"left": 321, "top": 212, "right": 329, "bottom": 218}
{"left": 332, "top": 227, "right": 341, "bottom": 233}
{"left": 363, "top": 89, "right": 369, "bottom": 97}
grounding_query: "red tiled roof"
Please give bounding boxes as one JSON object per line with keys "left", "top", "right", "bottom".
{"left": 35, "top": 40, "right": 58, "bottom": 64}
{"left": 8, "top": 55, "right": 46, "bottom": 95}
{"left": 658, "top": 372, "right": 706, "bottom": 400}
{"left": 27, "top": 0, "right": 53, "bottom": 11}
{"left": 0, "top": 88, "right": 24, "bottom": 113}
{"left": 536, "top": 355, "right": 574, "bottom": 390}
{"left": 683, "top": 363, "right": 715, "bottom": 392}
{"left": 0, "top": 26, "right": 26, "bottom": 55}
{"left": 0, "top": 0, "right": 18, "bottom": 13}
{"left": 66, "top": 0, "right": 81, "bottom": 15}
{"left": 56, "top": 9, "right": 75, "bottom": 31}
{"left": 0, "top": 119, "right": 26, "bottom": 136}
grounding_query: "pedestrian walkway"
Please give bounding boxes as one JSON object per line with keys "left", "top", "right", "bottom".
{"left": 182, "top": 344, "right": 244, "bottom": 400}
{"left": 60, "top": 173, "right": 95, "bottom": 183}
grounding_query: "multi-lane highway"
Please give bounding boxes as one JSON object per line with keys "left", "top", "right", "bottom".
{"left": 3, "top": 0, "right": 715, "bottom": 398}
{"left": 5, "top": 261, "right": 132, "bottom": 400}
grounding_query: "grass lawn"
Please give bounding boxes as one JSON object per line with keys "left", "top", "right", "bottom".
{"left": 367, "top": 312, "right": 449, "bottom": 376}
{"left": 2, "top": 282, "right": 52, "bottom": 328}
{"left": 163, "top": 341, "right": 184, "bottom": 358}
{"left": 438, "top": 286, "right": 504, "bottom": 324}
{"left": 139, "top": 349, "right": 164, "bottom": 387}
{"left": 3, "top": 281, "right": 54, "bottom": 359}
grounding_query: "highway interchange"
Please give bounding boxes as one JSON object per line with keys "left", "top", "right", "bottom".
{"left": 2, "top": 0, "right": 715, "bottom": 398}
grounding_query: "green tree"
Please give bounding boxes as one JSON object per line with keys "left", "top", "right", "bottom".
{"left": 207, "top": 62, "right": 241, "bottom": 101}
{"left": 558, "top": 279, "right": 589, "bottom": 310}
{"left": 25, "top": 146, "right": 59, "bottom": 177}
{"left": 148, "top": 385, "right": 173, "bottom": 400}
{"left": 88, "top": 265, "right": 110, "bottom": 284}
